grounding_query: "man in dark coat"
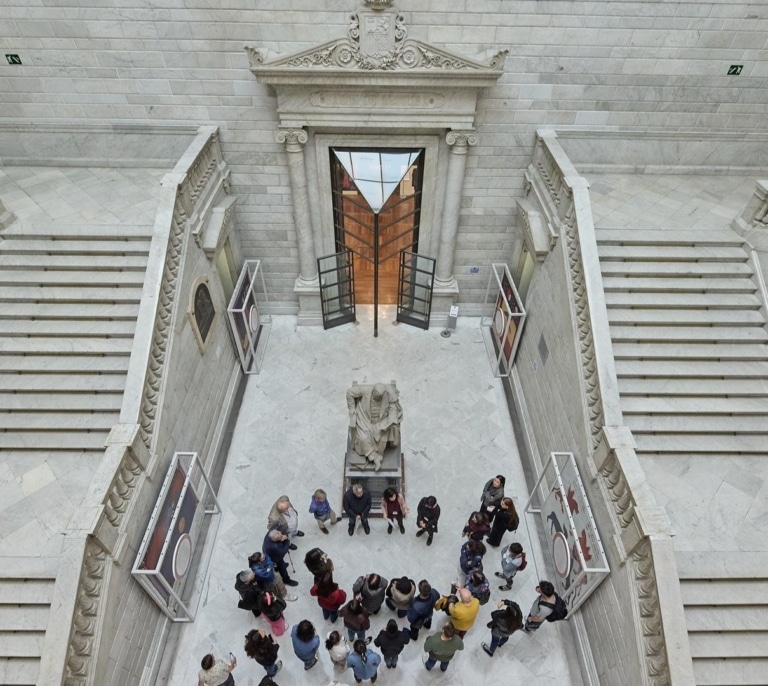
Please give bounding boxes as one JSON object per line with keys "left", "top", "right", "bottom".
{"left": 481, "top": 599, "right": 523, "bottom": 656}
{"left": 343, "top": 483, "right": 372, "bottom": 536}
{"left": 263, "top": 529, "right": 299, "bottom": 586}
{"left": 235, "top": 569, "right": 263, "bottom": 618}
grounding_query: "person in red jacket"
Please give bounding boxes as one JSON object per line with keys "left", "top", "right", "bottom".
{"left": 310, "top": 572, "right": 347, "bottom": 624}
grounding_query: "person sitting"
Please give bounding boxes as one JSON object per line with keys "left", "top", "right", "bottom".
{"left": 381, "top": 487, "right": 409, "bottom": 534}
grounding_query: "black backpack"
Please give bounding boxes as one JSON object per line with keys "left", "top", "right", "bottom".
{"left": 541, "top": 594, "right": 568, "bottom": 622}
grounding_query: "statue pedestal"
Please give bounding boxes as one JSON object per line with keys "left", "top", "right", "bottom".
{"left": 344, "top": 432, "right": 404, "bottom": 517}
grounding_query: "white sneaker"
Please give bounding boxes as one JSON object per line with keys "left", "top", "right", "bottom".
{"left": 285, "top": 594, "right": 298, "bottom": 602}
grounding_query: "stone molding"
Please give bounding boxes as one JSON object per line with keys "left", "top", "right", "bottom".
{"left": 446, "top": 130, "right": 477, "bottom": 149}
{"left": 533, "top": 129, "right": 696, "bottom": 685}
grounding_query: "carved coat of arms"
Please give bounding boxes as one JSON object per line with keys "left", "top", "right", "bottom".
{"left": 361, "top": 14, "right": 394, "bottom": 63}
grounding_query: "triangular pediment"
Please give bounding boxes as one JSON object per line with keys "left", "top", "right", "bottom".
{"left": 245, "top": 3, "right": 507, "bottom": 81}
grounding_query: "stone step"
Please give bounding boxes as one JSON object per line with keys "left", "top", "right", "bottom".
{"left": 618, "top": 377, "right": 768, "bottom": 397}
{"left": 688, "top": 632, "right": 768, "bottom": 658}
{"left": 0, "top": 286, "right": 143, "bottom": 304}
{"left": 0, "top": 319, "right": 137, "bottom": 338}
{"left": 0, "top": 238, "right": 151, "bottom": 256}
{"left": 597, "top": 244, "right": 749, "bottom": 262}
{"left": 0, "top": 580, "right": 54, "bottom": 606}
{"left": 0, "top": 607, "right": 48, "bottom": 632}
{"left": 1, "top": 224, "right": 152, "bottom": 239}
{"left": 692, "top": 657, "right": 768, "bottom": 685}
{"left": 0, "top": 269, "right": 146, "bottom": 287}
{"left": 627, "top": 414, "right": 768, "bottom": 433}
{"left": 0, "top": 373, "right": 126, "bottom": 392}
{"left": 603, "top": 276, "right": 756, "bottom": 294}
{"left": 612, "top": 342, "right": 768, "bottom": 361}
{"left": 621, "top": 396, "right": 768, "bottom": 415}
{"left": 0, "top": 656, "right": 39, "bottom": 686}
{"left": 0, "top": 254, "right": 148, "bottom": 271}
{"left": 0, "top": 632, "right": 44, "bottom": 659}
{"left": 610, "top": 325, "right": 768, "bottom": 343}
{"left": 600, "top": 260, "right": 754, "bottom": 277}
{"left": 635, "top": 433, "right": 768, "bottom": 453}
{"left": 0, "top": 431, "right": 108, "bottom": 451}
{"left": 605, "top": 291, "right": 762, "bottom": 309}
{"left": 608, "top": 308, "right": 765, "bottom": 326}
{"left": 0, "top": 393, "right": 123, "bottom": 412}
{"left": 0, "top": 412, "right": 118, "bottom": 431}
{"left": 0, "top": 303, "right": 140, "bottom": 321}
{"left": 0, "top": 339, "right": 133, "bottom": 356}
{"left": 0, "top": 356, "right": 129, "bottom": 373}
{"left": 595, "top": 229, "right": 743, "bottom": 246}
{"left": 684, "top": 606, "right": 768, "bottom": 632}
{"left": 677, "top": 552, "right": 768, "bottom": 579}
{"left": 681, "top": 580, "right": 768, "bottom": 606}
{"left": 616, "top": 360, "right": 768, "bottom": 379}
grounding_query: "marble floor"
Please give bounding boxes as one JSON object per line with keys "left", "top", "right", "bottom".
{"left": 164, "top": 310, "right": 585, "bottom": 686}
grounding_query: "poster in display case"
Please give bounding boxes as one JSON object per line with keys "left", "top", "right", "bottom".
{"left": 227, "top": 259, "right": 271, "bottom": 374}
{"left": 482, "top": 263, "right": 527, "bottom": 377}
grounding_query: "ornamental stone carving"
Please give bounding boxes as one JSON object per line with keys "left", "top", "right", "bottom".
{"left": 446, "top": 131, "right": 478, "bottom": 148}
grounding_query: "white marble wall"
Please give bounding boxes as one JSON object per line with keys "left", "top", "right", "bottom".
{"left": 1, "top": 1, "right": 766, "bottom": 307}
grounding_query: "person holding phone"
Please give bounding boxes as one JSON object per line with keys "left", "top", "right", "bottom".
{"left": 198, "top": 651, "right": 236, "bottom": 686}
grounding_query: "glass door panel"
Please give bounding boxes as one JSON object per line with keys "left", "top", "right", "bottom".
{"left": 318, "top": 249, "right": 356, "bottom": 330}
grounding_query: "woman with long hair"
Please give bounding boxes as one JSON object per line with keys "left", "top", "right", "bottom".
{"left": 461, "top": 511, "right": 491, "bottom": 541}
{"left": 310, "top": 572, "right": 347, "bottom": 623}
{"left": 486, "top": 497, "right": 519, "bottom": 547}
{"left": 380, "top": 487, "right": 409, "bottom": 534}
{"left": 243, "top": 629, "right": 281, "bottom": 677}
{"left": 346, "top": 638, "right": 382, "bottom": 684}
{"left": 339, "top": 598, "right": 371, "bottom": 643}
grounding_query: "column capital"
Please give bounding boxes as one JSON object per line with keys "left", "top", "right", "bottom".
{"left": 446, "top": 130, "right": 478, "bottom": 149}
{"left": 276, "top": 127, "right": 308, "bottom": 151}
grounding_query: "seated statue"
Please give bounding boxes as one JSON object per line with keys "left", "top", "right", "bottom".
{"left": 346, "top": 382, "right": 403, "bottom": 471}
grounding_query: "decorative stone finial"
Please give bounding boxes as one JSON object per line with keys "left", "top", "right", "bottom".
{"left": 364, "top": 0, "right": 394, "bottom": 9}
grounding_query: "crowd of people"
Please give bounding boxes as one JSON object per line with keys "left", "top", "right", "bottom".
{"left": 197, "top": 476, "right": 567, "bottom": 686}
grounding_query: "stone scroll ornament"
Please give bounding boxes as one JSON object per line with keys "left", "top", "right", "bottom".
{"left": 244, "top": 2, "right": 507, "bottom": 73}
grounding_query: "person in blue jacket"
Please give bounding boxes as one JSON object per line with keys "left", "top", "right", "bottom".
{"left": 407, "top": 579, "right": 440, "bottom": 640}
{"left": 346, "top": 638, "right": 381, "bottom": 684}
{"left": 291, "top": 619, "right": 320, "bottom": 670}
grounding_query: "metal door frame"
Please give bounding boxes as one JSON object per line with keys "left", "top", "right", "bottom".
{"left": 317, "top": 248, "right": 356, "bottom": 330}
{"left": 396, "top": 250, "right": 435, "bottom": 330}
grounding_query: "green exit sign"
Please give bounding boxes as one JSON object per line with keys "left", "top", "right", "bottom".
{"left": 5, "top": 54, "right": 22, "bottom": 65}
{"left": 728, "top": 64, "right": 743, "bottom": 75}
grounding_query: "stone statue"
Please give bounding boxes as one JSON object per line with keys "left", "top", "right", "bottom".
{"left": 346, "top": 382, "right": 403, "bottom": 471}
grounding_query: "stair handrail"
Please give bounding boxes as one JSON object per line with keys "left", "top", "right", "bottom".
{"left": 526, "top": 130, "right": 695, "bottom": 686}
{"left": 37, "top": 127, "right": 224, "bottom": 686}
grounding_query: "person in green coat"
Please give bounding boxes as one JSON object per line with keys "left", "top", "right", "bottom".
{"left": 423, "top": 622, "right": 464, "bottom": 672}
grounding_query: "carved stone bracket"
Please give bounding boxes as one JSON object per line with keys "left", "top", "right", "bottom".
{"left": 276, "top": 127, "right": 309, "bottom": 151}
{"left": 446, "top": 130, "right": 477, "bottom": 149}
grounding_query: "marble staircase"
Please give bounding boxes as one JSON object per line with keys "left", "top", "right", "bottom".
{"left": 0, "top": 223, "right": 151, "bottom": 684}
{"left": 596, "top": 228, "right": 768, "bottom": 685}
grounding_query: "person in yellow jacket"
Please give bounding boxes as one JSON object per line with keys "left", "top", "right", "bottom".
{"left": 447, "top": 587, "right": 479, "bottom": 638}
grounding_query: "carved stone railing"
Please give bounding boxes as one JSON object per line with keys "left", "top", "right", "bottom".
{"left": 526, "top": 130, "right": 695, "bottom": 686}
{"left": 36, "top": 127, "right": 226, "bottom": 686}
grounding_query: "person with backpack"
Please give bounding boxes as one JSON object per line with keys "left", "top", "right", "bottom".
{"left": 482, "top": 599, "right": 523, "bottom": 657}
{"left": 523, "top": 580, "right": 567, "bottom": 632}
{"left": 463, "top": 570, "right": 491, "bottom": 606}
{"left": 495, "top": 542, "right": 527, "bottom": 591}
{"left": 406, "top": 579, "right": 440, "bottom": 640}
{"left": 255, "top": 590, "right": 287, "bottom": 636}
{"left": 486, "top": 497, "right": 519, "bottom": 547}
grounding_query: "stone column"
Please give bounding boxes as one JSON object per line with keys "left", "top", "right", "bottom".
{"left": 434, "top": 130, "right": 477, "bottom": 288}
{"left": 276, "top": 127, "right": 318, "bottom": 287}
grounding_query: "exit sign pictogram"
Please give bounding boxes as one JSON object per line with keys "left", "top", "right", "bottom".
{"left": 5, "top": 54, "right": 21, "bottom": 65}
{"left": 727, "top": 64, "right": 743, "bottom": 75}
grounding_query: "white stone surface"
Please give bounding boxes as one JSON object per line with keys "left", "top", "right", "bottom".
{"left": 165, "top": 310, "right": 584, "bottom": 686}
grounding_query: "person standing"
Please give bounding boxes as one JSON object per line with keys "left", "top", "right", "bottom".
{"left": 235, "top": 569, "right": 263, "bottom": 618}
{"left": 407, "top": 579, "right": 440, "bottom": 640}
{"left": 198, "top": 652, "right": 236, "bottom": 686}
{"left": 263, "top": 529, "right": 299, "bottom": 587}
{"left": 523, "top": 581, "right": 557, "bottom": 633}
{"left": 459, "top": 539, "right": 487, "bottom": 576}
{"left": 353, "top": 573, "right": 388, "bottom": 615}
{"left": 486, "top": 497, "right": 519, "bottom": 547}
{"left": 304, "top": 548, "right": 334, "bottom": 582}
{"left": 447, "top": 588, "right": 480, "bottom": 638}
{"left": 248, "top": 551, "right": 297, "bottom": 602}
{"left": 310, "top": 572, "right": 347, "bottom": 623}
{"left": 496, "top": 542, "right": 526, "bottom": 590}
{"left": 423, "top": 623, "right": 464, "bottom": 673}
{"left": 384, "top": 576, "right": 416, "bottom": 618}
{"left": 463, "top": 570, "right": 490, "bottom": 606}
{"left": 343, "top": 483, "right": 372, "bottom": 536}
{"left": 415, "top": 495, "right": 440, "bottom": 546}
{"left": 309, "top": 488, "right": 338, "bottom": 533}
{"left": 462, "top": 511, "right": 491, "bottom": 541}
{"left": 291, "top": 619, "right": 320, "bottom": 670}
{"left": 244, "top": 629, "right": 282, "bottom": 678}
{"left": 267, "top": 495, "right": 304, "bottom": 547}
{"left": 339, "top": 598, "right": 371, "bottom": 643}
{"left": 380, "top": 487, "right": 408, "bottom": 534}
{"left": 374, "top": 619, "right": 410, "bottom": 669}
{"left": 255, "top": 590, "right": 287, "bottom": 636}
{"left": 482, "top": 599, "right": 523, "bottom": 657}
{"left": 346, "top": 639, "right": 382, "bottom": 684}
{"left": 479, "top": 475, "right": 506, "bottom": 521}
{"left": 325, "top": 630, "right": 351, "bottom": 672}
